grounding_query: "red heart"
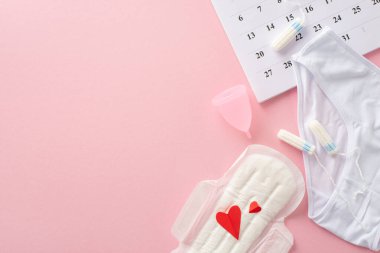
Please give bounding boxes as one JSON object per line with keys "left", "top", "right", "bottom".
{"left": 249, "top": 201, "right": 262, "bottom": 213}
{"left": 216, "top": 205, "right": 241, "bottom": 240}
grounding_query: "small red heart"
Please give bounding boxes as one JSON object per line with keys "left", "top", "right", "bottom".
{"left": 249, "top": 201, "right": 262, "bottom": 213}
{"left": 216, "top": 205, "right": 241, "bottom": 240}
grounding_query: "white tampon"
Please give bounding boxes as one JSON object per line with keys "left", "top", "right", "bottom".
{"left": 277, "top": 129, "right": 315, "bottom": 155}
{"left": 272, "top": 18, "right": 304, "bottom": 51}
{"left": 308, "top": 120, "right": 337, "bottom": 155}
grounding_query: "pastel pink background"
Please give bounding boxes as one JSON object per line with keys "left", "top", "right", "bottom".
{"left": 0, "top": 0, "right": 379, "bottom": 252}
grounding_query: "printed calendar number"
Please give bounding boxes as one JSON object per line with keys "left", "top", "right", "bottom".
{"left": 313, "top": 24, "right": 323, "bottom": 32}
{"left": 373, "top": 0, "right": 380, "bottom": 5}
{"left": 342, "top": 34, "right": 351, "bottom": 41}
{"left": 266, "top": 23, "right": 275, "bottom": 31}
{"left": 325, "top": 0, "right": 333, "bottom": 4}
{"left": 264, "top": 69, "right": 272, "bottom": 78}
{"left": 256, "top": 51, "right": 264, "bottom": 59}
{"left": 333, "top": 15, "right": 342, "bottom": 23}
{"left": 286, "top": 14, "right": 294, "bottom": 22}
{"left": 352, "top": 6, "right": 361, "bottom": 14}
{"left": 239, "top": 15, "right": 244, "bottom": 21}
{"left": 305, "top": 5, "right": 314, "bottom": 13}
{"left": 296, "top": 33, "right": 303, "bottom": 41}
{"left": 283, "top": 61, "right": 292, "bottom": 69}
{"left": 257, "top": 5, "right": 262, "bottom": 12}
{"left": 247, "top": 32, "right": 255, "bottom": 40}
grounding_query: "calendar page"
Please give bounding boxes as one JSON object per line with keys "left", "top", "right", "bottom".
{"left": 212, "top": 0, "right": 380, "bottom": 102}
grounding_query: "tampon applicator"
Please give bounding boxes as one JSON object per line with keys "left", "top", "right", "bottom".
{"left": 308, "top": 120, "right": 338, "bottom": 155}
{"left": 272, "top": 18, "right": 304, "bottom": 51}
{"left": 277, "top": 129, "right": 315, "bottom": 155}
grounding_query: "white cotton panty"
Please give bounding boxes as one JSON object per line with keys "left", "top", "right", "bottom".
{"left": 293, "top": 27, "right": 380, "bottom": 251}
{"left": 171, "top": 145, "right": 305, "bottom": 253}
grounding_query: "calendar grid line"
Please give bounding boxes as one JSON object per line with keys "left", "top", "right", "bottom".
{"left": 341, "top": 15, "right": 380, "bottom": 35}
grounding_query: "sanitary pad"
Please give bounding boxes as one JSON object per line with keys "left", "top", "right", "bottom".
{"left": 171, "top": 145, "right": 305, "bottom": 253}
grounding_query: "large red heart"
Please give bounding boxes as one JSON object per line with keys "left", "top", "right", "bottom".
{"left": 216, "top": 205, "right": 241, "bottom": 240}
{"left": 249, "top": 201, "right": 262, "bottom": 213}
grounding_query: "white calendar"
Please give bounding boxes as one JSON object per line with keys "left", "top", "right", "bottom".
{"left": 212, "top": 0, "right": 380, "bottom": 102}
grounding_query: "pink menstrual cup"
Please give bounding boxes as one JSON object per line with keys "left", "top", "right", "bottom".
{"left": 212, "top": 85, "right": 252, "bottom": 138}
